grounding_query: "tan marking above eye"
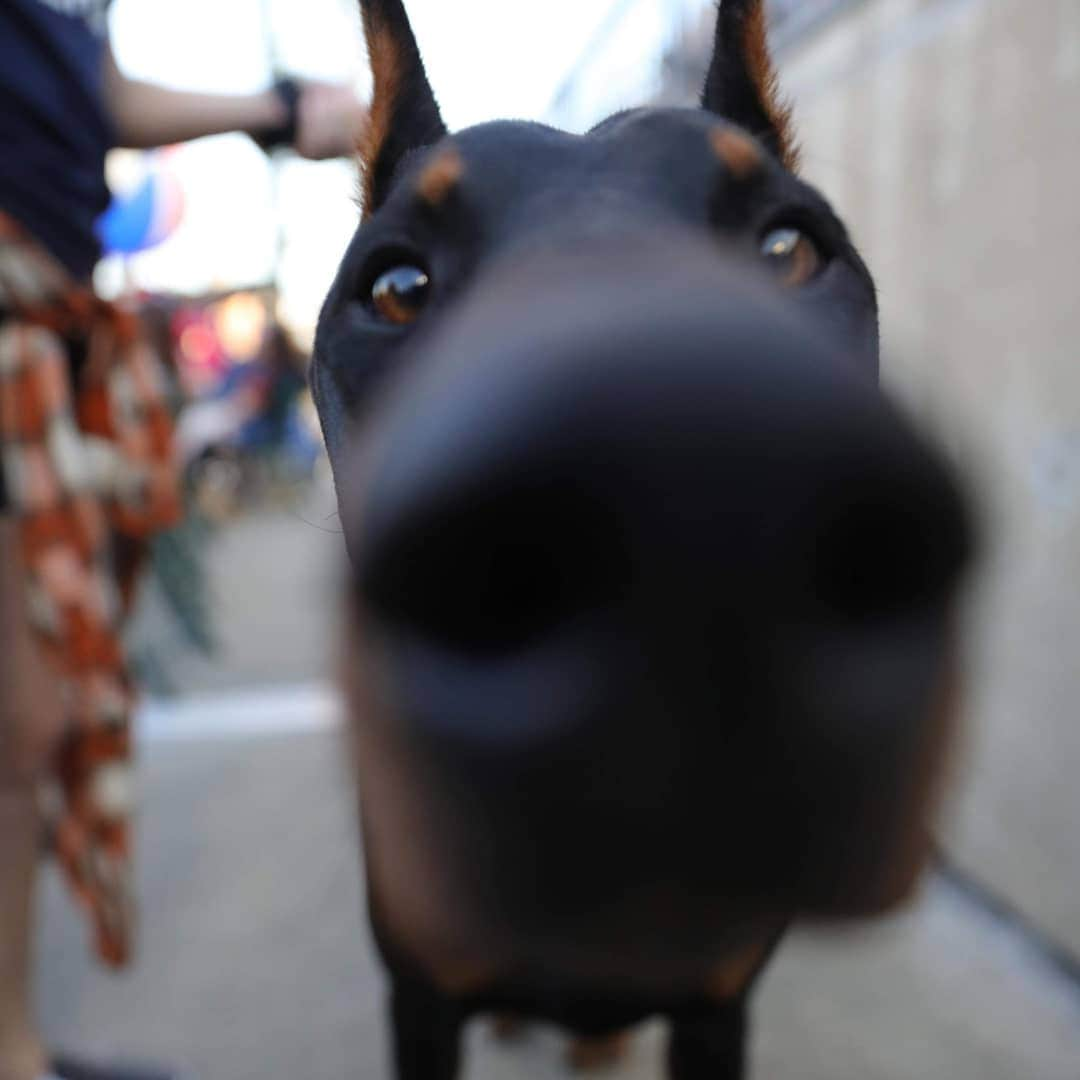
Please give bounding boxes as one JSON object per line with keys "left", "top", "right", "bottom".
{"left": 760, "top": 227, "right": 824, "bottom": 287}
{"left": 709, "top": 127, "right": 763, "bottom": 181}
{"left": 416, "top": 147, "right": 465, "bottom": 208}
{"left": 371, "top": 265, "right": 431, "bottom": 325}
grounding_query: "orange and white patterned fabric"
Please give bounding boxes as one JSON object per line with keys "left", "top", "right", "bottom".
{"left": 0, "top": 210, "right": 180, "bottom": 968}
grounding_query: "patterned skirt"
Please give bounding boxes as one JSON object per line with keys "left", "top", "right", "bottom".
{"left": 0, "top": 211, "right": 180, "bottom": 968}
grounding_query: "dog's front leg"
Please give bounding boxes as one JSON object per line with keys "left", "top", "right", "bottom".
{"left": 389, "top": 973, "right": 465, "bottom": 1080}
{"left": 666, "top": 998, "right": 748, "bottom": 1080}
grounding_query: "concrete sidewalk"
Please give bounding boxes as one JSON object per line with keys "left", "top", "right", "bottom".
{"left": 36, "top": 721, "right": 1080, "bottom": 1080}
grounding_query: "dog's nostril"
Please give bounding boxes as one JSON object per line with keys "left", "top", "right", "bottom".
{"left": 361, "top": 484, "right": 622, "bottom": 656}
{"left": 810, "top": 485, "right": 970, "bottom": 623}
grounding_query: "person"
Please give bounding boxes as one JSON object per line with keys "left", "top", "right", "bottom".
{"left": 0, "top": 3, "right": 367, "bottom": 1079}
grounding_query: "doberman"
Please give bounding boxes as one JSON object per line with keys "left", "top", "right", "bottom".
{"left": 312, "top": 1, "right": 973, "bottom": 1077}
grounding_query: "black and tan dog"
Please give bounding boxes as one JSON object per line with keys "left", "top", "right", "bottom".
{"left": 312, "top": 2, "right": 972, "bottom": 1077}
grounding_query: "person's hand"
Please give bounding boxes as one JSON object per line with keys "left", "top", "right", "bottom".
{"left": 294, "top": 81, "right": 369, "bottom": 161}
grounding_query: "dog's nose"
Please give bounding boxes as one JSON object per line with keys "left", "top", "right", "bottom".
{"left": 344, "top": 235, "right": 972, "bottom": 930}
{"left": 353, "top": 239, "right": 965, "bottom": 653}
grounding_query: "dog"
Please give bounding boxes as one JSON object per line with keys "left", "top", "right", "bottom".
{"left": 311, "top": 2, "right": 973, "bottom": 1076}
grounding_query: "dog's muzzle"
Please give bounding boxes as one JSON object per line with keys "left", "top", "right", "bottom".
{"left": 340, "top": 232, "right": 972, "bottom": 974}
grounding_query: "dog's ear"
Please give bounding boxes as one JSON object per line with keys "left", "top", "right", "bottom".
{"left": 702, "top": 0, "right": 799, "bottom": 172}
{"left": 359, "top": 0, "right": 447, "bottom": 216}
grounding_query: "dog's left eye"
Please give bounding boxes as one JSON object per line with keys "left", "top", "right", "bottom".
{"left": 370, "top": 265, "right": 431, "bottom": 325}
{"left": 760, "top": 227, "right": 824, "bottom": 287}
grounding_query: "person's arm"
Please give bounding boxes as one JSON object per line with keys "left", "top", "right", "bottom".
{"left": 103, "top": 46, "right": 367, "bottom": 160}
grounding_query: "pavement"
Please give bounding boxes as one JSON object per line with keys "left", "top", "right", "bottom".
{"left": 35, "top": 706, "right": 1080, "bottom": 1080}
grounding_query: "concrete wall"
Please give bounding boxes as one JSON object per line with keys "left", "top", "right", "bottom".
{"left": 778, "top": 0, "right": 1080, "bottom": 952}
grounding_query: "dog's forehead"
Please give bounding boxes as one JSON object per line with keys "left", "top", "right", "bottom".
{"left": 393, "top": 108, "right": 780, "bottom": 215}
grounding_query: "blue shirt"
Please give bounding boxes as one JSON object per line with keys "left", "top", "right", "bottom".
{"left": 0, "top": 0, "right": 113, "bottom": 280}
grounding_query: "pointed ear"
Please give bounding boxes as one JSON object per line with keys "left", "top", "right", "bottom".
{"left": 359, "top": 0, "right": 447, "bottom": 217}
{"left": 702, "top": 0, "right": 800, "bottom": 172}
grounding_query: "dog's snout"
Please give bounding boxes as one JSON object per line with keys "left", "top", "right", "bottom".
{"left": 342, "top": 234, "right": 972, "bottom": 945}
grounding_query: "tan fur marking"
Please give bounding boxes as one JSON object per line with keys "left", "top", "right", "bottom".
{"left": 705, "top": 935, "right": 778, "bottom": 1001}
{"left": 359, "top": 19, "right": 403, "bottom": 217}
{"left": 567, "top": 1033, "right": 632, "bottom": 1073}
{"left": 741, "top": 1, "right": 800, "bottom": 172}
{"left": 343, "top": 609, "right": 512, "bottom": 996}
{"left": 490, "top": 1015, "right": 526, "bottom": 1041}
{"left": 416, "top": 147, "right": 465, "bottom": 208}
{"left": 859, "top": 644, "right": 963, "bottom": 913}
{"left": 709, "top": 126, "right": 763, "bottom": 180}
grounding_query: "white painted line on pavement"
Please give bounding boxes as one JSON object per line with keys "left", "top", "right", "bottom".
{"left": 136, "top": 682, "right": 344, "bottom": 744}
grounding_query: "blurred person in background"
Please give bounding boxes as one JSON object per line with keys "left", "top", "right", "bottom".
{"left": 0, "top": 3, "right": 367, "bottom": 1079}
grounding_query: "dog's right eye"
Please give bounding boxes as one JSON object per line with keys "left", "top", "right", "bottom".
{"left": 759, "top": 226, "right": 826, "bottom": 288}
{"left": 370, "top": 265, "right": 431, "bottom": 325}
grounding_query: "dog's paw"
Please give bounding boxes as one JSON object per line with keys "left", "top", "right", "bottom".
{"left": 566, "top": 1033, "right": 631, "bottom": 1073}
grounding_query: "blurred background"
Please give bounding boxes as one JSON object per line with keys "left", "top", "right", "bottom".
{"left": 37, "top": 0, "right": 1080, "bottom": 1077}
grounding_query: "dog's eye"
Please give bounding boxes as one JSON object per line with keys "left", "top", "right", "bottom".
{"left": 760, "top": 227, "right": 823, "bottom": 287}
{"left": 371, "top": 265, "right": 431, "bottom": 325}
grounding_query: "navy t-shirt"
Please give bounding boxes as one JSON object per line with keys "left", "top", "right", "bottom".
{"left": 0, "top": 0, "right": 113, "bottom": 280}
